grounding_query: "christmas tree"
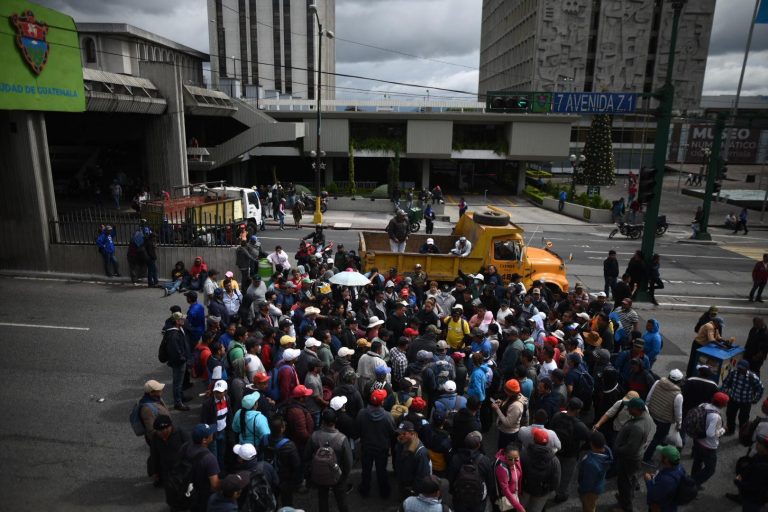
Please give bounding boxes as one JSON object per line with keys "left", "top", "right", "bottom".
{"left": 578, "top": 114, "right": 616, "bottom": 186}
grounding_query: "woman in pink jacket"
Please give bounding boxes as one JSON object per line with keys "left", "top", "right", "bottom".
{"left": 493, "top": 443, "right": 525, "bottom": 512}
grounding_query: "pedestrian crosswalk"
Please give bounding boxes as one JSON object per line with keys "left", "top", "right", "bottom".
{"left": 720, "top": 245, "right": 766, "bottom": 260}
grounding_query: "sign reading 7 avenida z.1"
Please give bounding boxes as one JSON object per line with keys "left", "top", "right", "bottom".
{"left": 0, "top": 0, "right": 85, "bottom": 112}
{"left": 552, "top": 93, "right": 638, "bottom": 114}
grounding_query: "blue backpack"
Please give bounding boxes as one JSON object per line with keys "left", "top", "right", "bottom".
{"left": 266, "top": 365, "right": 284, "bottom": 401}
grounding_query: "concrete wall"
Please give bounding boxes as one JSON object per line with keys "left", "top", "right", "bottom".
{"left": 0, "top": 111, "right": 57, "bottom": 271}
{"left": 507, "top": 122, "right": 571, "bottom": 160}
{"left": 304, "top": 118, "right": 349, "bottom": 154}
{"left": 540, "top": 197, "right": 613, "bottom": 223}
{"left": 407, "top": 120, "right": 452, "bottom": 158}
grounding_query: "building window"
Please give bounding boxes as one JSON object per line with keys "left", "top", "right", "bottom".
{"left": 83, "top": 37, "right": 97, "bottom": 63}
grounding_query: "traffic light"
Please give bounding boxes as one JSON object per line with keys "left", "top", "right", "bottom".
{"left": 638, "top": 166, "right": 658, "bottom": 204}
{"left": 486, "top": 92, "right": 531, "bottom": 112}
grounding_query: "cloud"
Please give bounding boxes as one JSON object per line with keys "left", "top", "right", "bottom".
{"left": 708, "top": 0, "right": 768, "bottom": 56}
{"left": 703, "top": 51, "right": 768, "bottom": 95}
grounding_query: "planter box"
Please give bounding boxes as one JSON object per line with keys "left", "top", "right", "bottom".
{"left": 540, "top": 197, "right": 613, "bottom": 223}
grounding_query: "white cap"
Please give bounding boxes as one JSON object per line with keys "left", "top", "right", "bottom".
{"left": 327, "top": 258, "right": 334, "bottom": 265}
{"left": 443, "top": 380, "right": 457, "bottom": 393}
{"left": 232, "top": 443, "right": 257, "bottom": 461}
{"left": 330, "top": 395, "right": 348, "bottom": 411}
{"left": 595, "top": 291, "right": 606, "bottom": 298}
{"left": 553, "top": 330, "right": 565, "bottom": 341}
{"left": 305, "top": 337, "right": 322, "bottom": 348}
{"left": 460, "top": 236, "right": 467, "bottom": 241}
{"left": 283, "top": 348, "right": 301, "bottom": 361}
{"left": 338, "top": 347, "right": 355, "bottom": 358}
{"left": 426, "top": 238, "right": 434, "bottom": 244}
{"left": 385, "top": 280, "right": 395, "bottom": 288}
{"left": 213, "top": 380, "right": 228, "bottom": 392}
{"left": 669, "top": 369, "right": 684, "bottom": 382}
{"left": 576, "top": 312, "right": 590, "bottom": 321}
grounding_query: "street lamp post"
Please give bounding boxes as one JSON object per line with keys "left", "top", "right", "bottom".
{"left": 569, "top": 153, "right": 585, "bottom": 199}
{"left": 309, "top": 4, "right": 334, "bottom": 225}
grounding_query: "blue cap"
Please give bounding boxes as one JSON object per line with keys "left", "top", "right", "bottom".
{"left": 214, "top": 288, "right": 224, "bottom": 297}
{"left": 375, "top": 365, "right": 391, "bottom": 376}
{"left": 250, "top": 235, "right": 258, "bottom": 242}
{"left": 192, "top": 423, "right": 216, "bottom": 443}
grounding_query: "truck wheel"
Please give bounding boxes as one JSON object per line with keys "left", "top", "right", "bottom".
{"left": 473, "top": 210, "right": 510, "bottom": 226}
{"left": 409, "top": 221, "right": 421, "bottom": 232}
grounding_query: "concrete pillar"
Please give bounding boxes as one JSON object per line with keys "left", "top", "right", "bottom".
{"left": 324, "top": 158, "right": 335, "bottom": 188}
{"left": 515, "top": 162, "right": 526, "bottom": 195}
{"left": 421, "top": 159, "right": 430, "bottom": 190}
{"left": 0, "top": 110, "right": 57, "bottom": 270}
{"left": 140, "top": 62, "right": 189, "bottom": 194}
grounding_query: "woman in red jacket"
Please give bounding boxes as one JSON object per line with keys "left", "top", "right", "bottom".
{"left": 494, "top": 443, "right": 525, "bottom": 512}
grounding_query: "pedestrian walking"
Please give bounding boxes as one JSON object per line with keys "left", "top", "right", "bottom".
{"left": 689, "top": 392, "right": 728, "bottom": 488}
{"left": 394, "top": 420, "right": 433, "bottom": 502}
{"left": 603, "top": 250, "right": 619, "bottom": 298}
{"left": 520, "top": 428, "right": 560, "bottom": 512}
{"left": 458, "top": 197, "right": 468, "bottom": 217}
{"left": 493, "top": 442, "right": 525, "bottom": 512}
{"left": 292, "top": 199, "right": 304, "bottom": 229}
{"left": 306, "top": 408, "right": 354, "bottom": 512}
{"left": 644, "top": 445, "right": 689, "bottom": 512}
{"left": 734, "top": 207, "right": 749, "bottom": 234}
{"left": 642, "top": 369, "right": 684, "bottom": 464}
{"left": 278, "top": 198, "right": 286, "bottom": 230}
{"left": 163, "top": 311, "right": 191, "bottom": 411}
{"left": 558, "top": 190, "right": 567, "bottom": 212}
{"left": 577, "top": 431, "right": 613, "bottom": 512}
{"left": 691, "top": 206, "right": 703, "bottom": 239}
{"left": 647, "top": 254, "right": 663, "bottom": 305}
{"left": 721, "top": 359, "right": 764, "bottom": 436}
{"left": 612, "top": 397, "right": 655, "bottom": 512}
{"left": 743, "top": 317, "right": 768, "bottom": 374}
{"left": 424, "top": 203, "right": 436, "bottom": 234}
{"left": 748, "top": 253, "right": 768, "bottom": 303}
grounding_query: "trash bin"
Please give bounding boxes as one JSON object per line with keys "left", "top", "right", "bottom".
{"left": 746, "top": 174, "right": 756, "bottom": 183}
{"left": 258, "top": 258, "right": 272, "bottom": 283}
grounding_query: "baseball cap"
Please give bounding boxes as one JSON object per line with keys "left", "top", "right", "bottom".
{"left": 370, "top": 389, "right": 388, "bottom": 406}
{"left": 436, "top": 340, "right": 449, "bottom": 350}
{"left": 504, "top": 379, "right": 521, "bottom": 394}
{"left": 396, "top": 421, "right": 417, "bottom": 433}
{"left": 712, "top": 391, "right": 730, "bottom": 407}
{"left": 426, "top": 238, "right": 434, "bottom": 244}
{"left": 330, "top": 395, "right": 348, "bottom": 411}
{"left": 213, "top": 380, "right": 228, "bottom": 393}
{"left": 252, "top": 372, "right": 270, "bottom": 384}
{"left": 305, "top": 337, "right": 321, "bottom": 348}
{"left": 233, "top": 443, "right": 257, "bottom": 461}
{"left": 403, "top": 327, "right": 419, "bottom": 337}
{"left": 241, "top": 393, "right": 259, "bottom": 410}
{"left": 443, "top": 380, "right": 457, "bottom": 393}
{"left": 192, "top": 423, "right": 216, "bottom": 443}
{"left": 280, "top": 335, "right": 296, "bottom": 346}
{"left": 668, "top": 369, "right": 684, "bottom": 382}
{"left": 291, "top": 385, "right": 314, "bottom": 398}
{"left": 627, "top": 397, "right": 646, "bottom": 410}
{"left": 410, "top": 397, "right": 427, "bottom": 411}
{"left": 417, "top": 350, "right": 433, "bottom": 361}
{"left": 464, "top": 430, "right": 483, "bottom": 449}
{"left": 283, "top": 348, "right": 301, "bottom": 361}
{"left": 374, "top": 365, "right": 391, "bottom": 376}
{"left": 656, "top": 445, "right": 680, "bottom": 463}
{"left": 144, "top": 380, "right": 165, "bottom": 393}
{"left": 171, "top": 311, "right": 185, "bottom": 320}
{"left": 532, "top": 428, "right": 549, "bottom": 445}
{"left": 338, "top": 347, "right": 355, "bottom": 358}
{"left": 451, "top": 352, "right": 466, "bottom": 361}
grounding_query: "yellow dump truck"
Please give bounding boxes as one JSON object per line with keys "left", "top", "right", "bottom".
{"left": 358, "top": 206, "right": 569, "bottom": 292}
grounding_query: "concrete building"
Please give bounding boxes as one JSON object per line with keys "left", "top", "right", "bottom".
{"left": 207, "top": 0, "right": 335, "bottom": 100}
{"left": 479, "top": 0, "right": 716, "bottom": 109}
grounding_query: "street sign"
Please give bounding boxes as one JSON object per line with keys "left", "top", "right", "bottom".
{"left": 552, "top": 92, "right": 638, "bottom": 114}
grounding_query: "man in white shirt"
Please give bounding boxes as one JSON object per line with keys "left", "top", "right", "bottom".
{"left": 267, "top": 246, "right": 291, "bottom": 274}
{"left": 222, "top": 278, "right": 242, "bottom": 317}
{"left": 691, "top": 391, "right": 728, "bottom": 486}
{"left": 519, "top": 408, "right": 561, "bottom": 453}
{"left": 450, "top": 236, "right": 472, "bottom": 257}
{"left": 203, "top": 269, "right": 219, "bottom": 306}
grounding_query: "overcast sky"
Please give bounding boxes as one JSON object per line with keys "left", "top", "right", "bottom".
{"left": 36, "top": 0, "right": 768, "bottom": 100}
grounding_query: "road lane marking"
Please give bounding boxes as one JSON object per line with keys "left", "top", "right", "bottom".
{"left": 583, "top": 250, "right": 749, "bottom": 260}
{"left": 0, "top": 322, "right": 89, "bottom": 331}
{"left": 656, "top": 294, "right": 752, "bottom": 301}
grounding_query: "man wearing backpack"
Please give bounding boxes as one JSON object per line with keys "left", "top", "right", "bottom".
{"left": 231, "top": 443, "right": 279, "bottom": 512}
{"left": 169, "top": 424, "right": 220, "bottom": 512}
{"left": 432, "top": 380, "right": 466, "bottom": 426}
{"left": 731, "top": 434, "right": 768, "bottom": 511}
{"left": 164, "top": 311, "right": 192, "bottom": 411}
{"left": 447, "top": 430, "right": 495, "bottom": 512}
{"left": 134, "top": 380, "right": 170, "bottom": 444}
{"left": 305, "top": 408, "right": 354, "bottom": 512}
{"left": 395, "top": 420, "right": 434, "bottom": 502}
{"left": 520, "top": 428, "right": 561, "bottom": 512}
{"left": 207, "top": 472, "right": 249, "bottom": 512}
{"left": 689, "top": 391, "right": 728, "bottom": 488}
{"left": 565, "top": 353, "right": 594, "bottom": 413}
{"left": 149, "top": 415, "right": 189, "bottom": 489}
{"left": 550, "top": 397, "right": 591, "bottom": 503}
{"left": 644, "top": 445, "right": 691, "bottom": 512}
{"left": 613, "top": 397, "right": 655, "bottom": 512}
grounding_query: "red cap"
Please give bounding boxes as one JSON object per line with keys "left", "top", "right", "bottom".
{"left": 403, "top": 328, "right": 419, "bottom": 337}
{"left": 410, "top": 396, "right": 427, "bottom": 412}
{"left": 401, "top": 288, "right": 410, "bottom": 296}
{"left": 291, "top": 385, "right": 313, "bottom": 398}
{"left": 451, "top": 351, "right": 466, "bottom": 361}
{"left": 712, "top": 391, "right": 730, "bottom": 407}
{"left": 252, "top": 372, "right": 270, "bottom": 384}
{"left": 370, "top": 389, "right": 388, "bottom": 406}
{"left": 504, "top": 379, "right": 521, "bottom": 394}
{"left": 544, "top": 335, "right": 559, "bottom": 347}
{"left": 532, "top": 428, "right": 549, "bottom": 445}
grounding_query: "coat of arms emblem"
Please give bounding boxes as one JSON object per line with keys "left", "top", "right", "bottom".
{"left": 11, "top": 10, "right": 50, "bottom": 75}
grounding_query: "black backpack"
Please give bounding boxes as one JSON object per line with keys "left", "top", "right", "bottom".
{"left": 164, "top": 445, "right": 208, "bottom": 509}
{"left": 242, "top": 466, "right": 277, "bottom": 512}
{"left": 682, "top": 405, "right": 710, "bottom": 439}
{"left": 573, "top": 368, "right": 594, "bottom": 410}
{"left": 158, "top": 332, "right": 170, "bottom": 364}
{"left": 452, "top": 454, "right": 486, "bottom": 508}
{"left": 674, "top": 472, "right": 699, "bottom": 505}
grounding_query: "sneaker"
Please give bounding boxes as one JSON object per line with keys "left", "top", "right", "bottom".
{"left": 174, "top": 404, "right": 190, "bottom": 411}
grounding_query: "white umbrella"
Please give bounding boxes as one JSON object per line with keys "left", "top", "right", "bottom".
{"left": 329, "top": 270, "right": 370, "bottom": 286}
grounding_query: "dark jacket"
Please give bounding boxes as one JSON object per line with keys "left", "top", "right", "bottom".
{"left": 535, "top": 392, "right": 562, "bottom": 423}
{"left": 548, "top": 412, "right": 590, "bottom": 458}
{"left": 407, "top": 334, "right": 438, "bottom": 362}
{"left": 646, "top": 463, "right": 685, "bottom": 512}
{"left": 149, "top": 428, "right": 190, "bottom": 481}
{"left": 736, "top": 452, "right": 768, "bottom": 504}
{"left": 333, "top": 383, "right": 365, "bottom": 419}
{"left": 164, "top": 326, "right": 190, "bottom": 367}
{"left": 386, "top": 313, "right": 408, "bottom": 344}
{"left": 451, "top": 408, "right": 482, "bottom": 449}
{"left": 577, "top": 447, "right": 613, "bottom": 494}
{"left": 521, "top": 444, "right": 561, "bottom": 497}
{"left": 335, "top": 410, "right": 360, "bottom": 440}
{"left": 603, "top": 257, "right": 619, "bottom": 278}
{"left": 356, "top": 405, "right": 395, "bottom": 454}
{"left": 394, "top": 438, "right": 432, "bottom": 486}
{"left": 447, "top": 448, "right": 497, "bottom": 501}
{"left": 200, "top": 392, "right": 234, "bottom": 431}
{"left": 614, "top": 411, "right": 655, "bottom": 462}
{"left": 282, "top": 399, "right": 314, "bottom": 449}
{"left": 264, "top": 434, "right": 302, "bottom": 484}
{"left": 208, "top": 299, "right": 230, "bottom": 327}
{"left": 682, "top": 376, "right": 719, "bottom": 415}
{"left": 305, "top": 427, "right": 354, "bottom": 479}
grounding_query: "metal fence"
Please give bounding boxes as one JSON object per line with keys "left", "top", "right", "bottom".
{"left": 49, "top": 209, "right": 245, "bottom": 247}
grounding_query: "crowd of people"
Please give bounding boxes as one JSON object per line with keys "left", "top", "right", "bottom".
{"left": 131, "top": 240, "right": 768, "bottom": 512}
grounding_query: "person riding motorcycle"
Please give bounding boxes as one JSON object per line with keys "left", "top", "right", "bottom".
{"left": 303, "top": 224, "right": 326, "bottom": 248}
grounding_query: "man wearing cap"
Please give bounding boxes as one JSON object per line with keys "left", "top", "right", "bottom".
{"left": 394, "top": 420, "right": 432, "bottom": 501}
{"left": 295, "top": 336, "right": 322, "bottom": 383}
{"left": 446, "top": 430, "right": 495, "bottom": 512}
{"left": 690, "top": 391, "right": 728, "bottom": 487}
{"left": 357, "top": 340, "right": 388, "bottom": 391}
{"left": 201, "top": 380, "right": 232, "bottom": 468}
{"left": 613, "top": 397, "right": 655, "bottom": 512}
{"left": 688, "top": 314, "right": 726, "bottom": 377}
{"left": 419, "top": 237, "right": 439, "bottom": 255}
{"left": 730, "top": 433, "right": 768, "bottom": 510}
{"left": 386, "top": 210, "right": 409, "bottom": 253}
{"left": 549, "top": 397, "right": 591, "bottom": 503}
{"left": 642, "top": 369, "right": 684, "bottom": 464}
{"left": 357, "top": 389, "right": 396, "bottom": 498}
{"left": 163, "top": 312, "right": 192, "bottom": 411}
{"left": 520, "top": 427, "right": 561, "bottom": 512}
{"left": 137, "top": 380, "right": 171, "bottom": 443}
{"left": 149, "top": 415, "right": 189, "bottom": 488}
{"left": 615, "top": 339, "right": 651, "bottom": 383}
{"left": 721, "top": 359, "right": 765, "bottom": 436}
{"left": 208, "top": 289, "right": 230, "bottom": 327}
{"left": 231, "top": 443, "right": 279, "bottom": 505}
{"left": 207, "top": 471, "right": 249, "bottom": 511}
{"left": 232, "top": 392, "right": 270, "bottom": 448}
{"left": 330, "top": 395, "right": 358, "bottom": 443}
{"left": 282, "top": 384, "right": 315, "bottom": 453}
{"left": 577, "top": 431, "right": 613, "bottom": 512}
{"left": 450, "top": 236, "right": 472, "bottom": 257}
{"left": 174, "top": 424, "right": 220, "bottom": 511}
{"left": 305, "top": 408, "right": 354, "bottom": 512}
{"left": 275, "top": 347, "right": 300, "bottom": 403}
{"left": 644, "top": 445, "right": 687, "bottom": 512}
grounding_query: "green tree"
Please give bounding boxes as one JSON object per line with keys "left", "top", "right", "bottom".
{"left": 348, "top": 143, "right": 357, "bottom": 196}
{"left": 579, "top": 114, "right": 616, "bottom": 186}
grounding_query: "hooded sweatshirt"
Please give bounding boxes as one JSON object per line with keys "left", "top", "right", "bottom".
{"left": 521, "top": 444, "right": 561, "bottom": 497}
{"left": 494, "top": 449, "right": 525, "bottom": 511}
{"left": 643, "top": 319, "right": 663, "bottom": 366}
{"left": 577, "top": 447, "right": 614, "bottom": 494}
{"left": 646, "top": 463, "right": 686, "bottom": 512}
{"left": 356, "top": 405, "right": 395, "bottom": 454}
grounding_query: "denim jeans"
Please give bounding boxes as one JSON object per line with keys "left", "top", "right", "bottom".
{"left": 691, "top": 442, "right": 717, "bottom": 485}
{"left": 171, "top": 364, "right": 185, "bottom": 405}
{"left": 208, "top": 430, "right": 226, "bottom": 470}
{"left": 146, "top": 260, "right": 158, "bottom": 286}
{"left": 163, "top": 279, "right": 182, "bottom": 295}
{"left": 604, "top": 276, "right": 617, "bottom": 297}
{"left": 101, "top": 252, "right": 119, "bottom": 276}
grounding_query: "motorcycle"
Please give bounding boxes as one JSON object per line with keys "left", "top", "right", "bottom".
{"left": 299, "top": 192, "right": 328, "bottom": 213}
{"left": 608, "top": 215, "right": 668, "bottom": 239}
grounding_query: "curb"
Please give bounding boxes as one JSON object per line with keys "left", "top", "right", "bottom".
{"left": 0, "top": 270, "right": 140, "bottom": 286}
{"left": 675, "top": 239, "right": 721, "bottom": 246}
{"left": 633, "top": 302, "right": 767, "bottom": 314}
